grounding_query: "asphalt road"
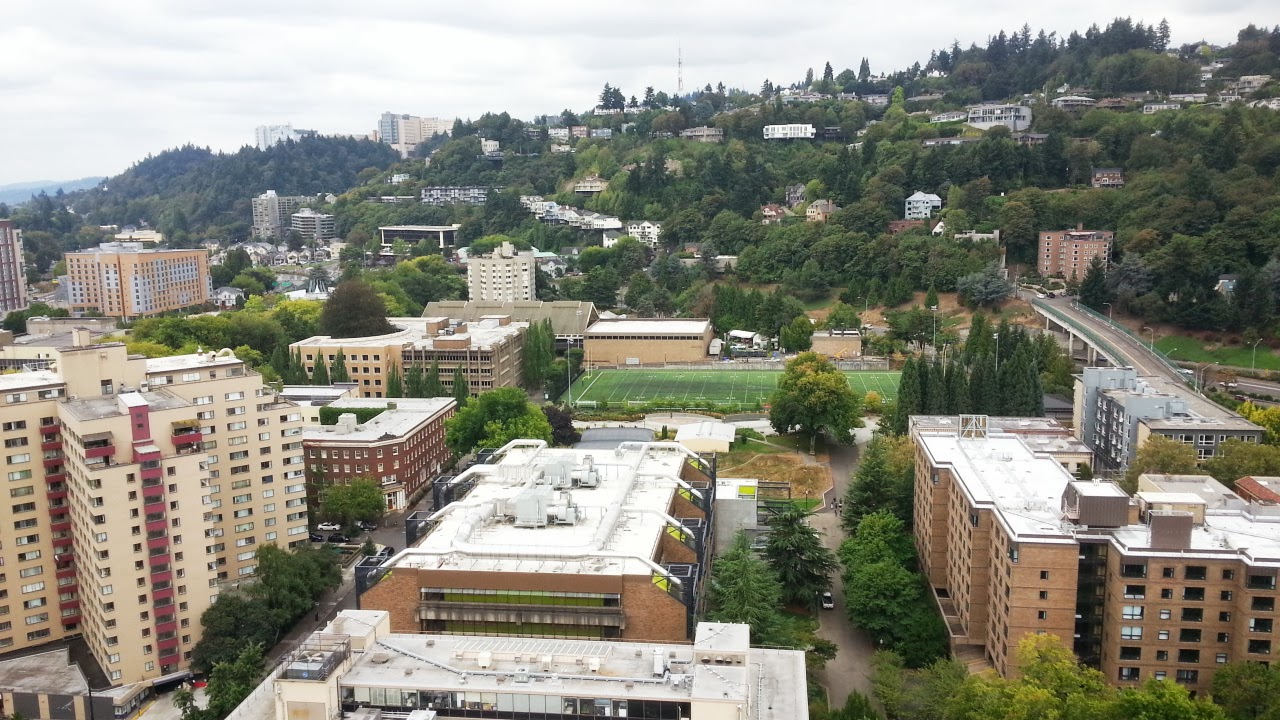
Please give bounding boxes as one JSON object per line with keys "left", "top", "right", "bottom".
{"left": 809, "top": 425, "right": 879, "bottom": 708}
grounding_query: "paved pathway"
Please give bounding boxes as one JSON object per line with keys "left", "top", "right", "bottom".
{"left": 809, "top": 422, "right": 879, "bottom": 708}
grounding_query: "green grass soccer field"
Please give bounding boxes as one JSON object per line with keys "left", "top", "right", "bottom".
{"left": 562, "top": 369, "right": 900, "bottom": 408}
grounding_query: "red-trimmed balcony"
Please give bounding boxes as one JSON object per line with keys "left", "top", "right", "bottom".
{"left": 43, "top": 455, "right": 64, "bottom": 468}
{"left": 46, "top": 488, "right": 68, "bottom": 502}
{"left": 59, "top": 597, "right": 80, "bottom": 612}
{"left": 44, "top": 470, "right": 66, "bottom": 483}
{"left": 147, "top": 536, "right": 170, "bottom": 551}
{"left": 149, "top": 570, "right": 173, "bottom": 585}
{"left": 84, "top": 442, "right": 114, "bottom": 459}
{"left": 140, "top": 467, "right": 163, "bottom": 482}
{"left": 156, "top": 636, "right": 180, "bottom": 652}
{"left": 144, "top": 497, "right": 166, "bottom": 513}
{"left": 41, "top": 439, "right": 62, "bottom": 452}
{"left": 143, "top": 486, "right": 165, "bottom": 503}
{"left": 147, "top": 551, "right": 170, "bottom": 567}
{"left": 50, "top": 519, "right": 71, "bottom": 533}
{"left": 146, "top": 521, "right": 168, "bottom": 536}
{"left": 52, "top": 535, "right": 72, "bottom": 550}
{"left": 152, "top": 586, "right": 175, "bottom": 602}
{"left": 56, "top": 565, "right": 76, "bottom": 580}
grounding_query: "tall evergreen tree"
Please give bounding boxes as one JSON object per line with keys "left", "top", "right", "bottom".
{"left": 426, "top": 360, "right": 444, "bottom": 397}
{"left": 452, "top": 367, "right": 469, "bottom": 407}
{"left": 386, "top": 363, "right": 403, "bottom": 398}
{"left": 289, "top": 350, "right": 307, "bottom": 385}
{"left": 269, "top": 345, "right": 288, "bottom": 378}
{"left": 969, "top": 354, "right": 999, "bottom": 415}
{"left": 926, "top": 360, "right": 946, "bottom": 414}
{"left": 330, "top": 350, "right": 349, "bottom": 383}
{"left": 312, "top": 356, "right": 330, "bottom": 385}
{"left": 1079, "top": 257, "right": 1111, "bottom": 312}
{"left": 962, "top": 313, "right": 991, "bottom": 366}
{"left": 891, "top": 357, "right": 921, "bottom": 435}
{"left": 945, "top": 361, "right": 969, "bottom": 414}
{"left": 915, "top": 355, "right": 932, "bottom": 415}
{"left": 405, "top": 363, "right": 425, "bottom": 398}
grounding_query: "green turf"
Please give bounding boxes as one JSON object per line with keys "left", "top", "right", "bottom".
{"left": 1156, "top": 336, "right": 1280, "bottom": 371}
{"left": 563, "top": 369, "right": 900, "bottom": 408}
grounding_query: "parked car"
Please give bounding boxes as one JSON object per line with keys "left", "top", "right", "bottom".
{"left": 1036, "top": 292, "right": 1046, "bottom": 299}
{"left": 327, "top": 533, "right": 350, "bottom": 544}
{"left": 1235, "top": 394, "right": 1248, "bottom": 402}
{"left": 1047, "top": 292, "right": 1057, "bottom": 298}
{"left": 308, "top": 532, "right": 325, "bottom": 543}
{"left": 357, "top": 520, "right": 378, "bottom": 532}
{"left": 378, "top": 545, "right": 395, "bottom": 557}
{"left": 821, "top": 591, "right": 835, "bottom": 610}
{"left": 317, "top": 522, "right": 341, "bottom": 532}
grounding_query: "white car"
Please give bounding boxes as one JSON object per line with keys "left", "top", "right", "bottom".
{"left": 821, "top": 591, "right": 835, "bottom": 610}
{"left": 316, "top": 522, "right": 341, "bottom": 532}
{"left": 1036, "top": 292, "right": 1047, "bottom": 299}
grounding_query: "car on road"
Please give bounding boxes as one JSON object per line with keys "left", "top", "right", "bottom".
{"left": 317, "top": 522, "right": 341, "bottom": 532}
{"left": 357, "top": 520, "right": 378, "bottom": 532}
{"left": 308, "top": 532, "right": 325, "bottom": 543}
{"left": 1036, "top": 292, "right": 1046, "bottom": 299}
{"left": 326, "top": 533, "right": 350, "bottom": 544}
{"left": 1047, "top": 292, "right": 1057, "bottom": 298}
{"left": 821, "top": 591, "right": 835, "bottom": 610}
{"left": 1234, "top": 394, "right": 1248, "bottom": 401}
{"left": 378, "top": 545, "right": 395, "bottom": 557}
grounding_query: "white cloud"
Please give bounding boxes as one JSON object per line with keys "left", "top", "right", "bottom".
{"left": 0, "top": 0, "right": 1269, "bottom": 184}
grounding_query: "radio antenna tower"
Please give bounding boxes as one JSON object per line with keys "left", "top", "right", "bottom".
{"left": 677, "top": 43, "right": 684, "bottom": 95}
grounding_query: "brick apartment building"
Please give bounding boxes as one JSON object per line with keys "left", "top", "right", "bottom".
{"left": 64, "top": 243, "right": 211, "bottom": 319}
{"left": 303, "top": 397, "right": 454, "bottom": 510}
{"left": 0, "top": 338, "right": 307, "bottom": 705}
{"left": 913, "top": 415, "right": 1280, "bottom": 693}
{"left": 359, "top": 441, "right": 716, "bottom": 642}
{"left": 290, "top": 316, "right": 526, "bottom": 399}
{"left": 1037, "top": 224, "right": 1114, "bottom": 280}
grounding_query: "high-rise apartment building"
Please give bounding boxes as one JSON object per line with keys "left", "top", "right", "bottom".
{"left": 1038, "top": 224, "right": 1114, "bottom": 280}
{"left": 251, "top": 190, "right": 309, "bottom": 239}
{"left": 466, "top": 242, "right": 536, "bottom": 302}
{"left": 254, "top": 124, "right": 301, "bottom": 150}
{"left": 289, "top": 208, "right": 337, "bottom": 242}
{"left": 912, "top": 415, "right": 1280, "bottom": 693}
{"left": 0, "top": 339, "right": 307, "bottom": 692}
{"left": 377, "top": 112, "right": 453, "bottom": 157}
{"left": 0, "top": 219, "right": 29, "bottom": 314}
{"left": 64, "top": 243, "right": 211, "bottom": 320}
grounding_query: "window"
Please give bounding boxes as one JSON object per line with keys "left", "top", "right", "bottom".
{"left": 1037, "top": 611, "right": 1047, "bottom": 620}
{"left": 1253, "top": 597, "right": 1275, "bottom": 612}
{"left": 1184, "top": 587, "right": 1206, "bottom": 601}
{"left": 1221, "top": 612, "right": 1233, "bottom": 622}
{"left": 1250, "top": 618, "right": 1274, "bottom": 633}
{"left": 1218, "top": 633, "right": 1231, "bottom": 643}
{"left": 1118, "top": 667, "right": 1140, "bottom": 681}
{"left": 1182, "top": 608, "right": 1204, "bottom": 622}
{"left": 1123, "top": 606, "right": 1144, "bottom": 620}
{"left": 1250, "top": 639, "right": 1272, "bottom": 655}
{"left": 1160, "top": 609, "right": 1173, "bottom": 620}
{"left": 1222, "top": 591, "right": 1234, "bottom": 602}
{"left": 1176, "top": 670, "right": 1199, "bottom": 685}
{"left": 1039, "top": 591, "right": 1049, "bottom": 600}
{"left": 1163, "top": 567, "right": 1176, "bottom": 579}
{"left": 1121, "top": 626, "right": 1143, "bottom": 640}
{"left": 1223, "top": 569, "right": 1236, "bottom": 580}
{"left": 1217, "top": 653, "right": 1229, "bottom": 664}
{"left": 1161, "top": 589, "right": 1174, "bottom": 600}
{"left": 1180, "top": 629, "right": 1202, "bottom": 643}
{"left": 1185, "top": 566, "right": 1207, "bottom": 581}
{"left": 1157, "top": 650, "right": 1169, "bottom": 661}
{"left": 1158, "top": 630, "right": 1171, "bottom": 640}
{"left": 1121, "top": 564, "right": 1147, "bottom": 578}
{"left": 1124, "top": 585, "right": 1146, "bottom": 599}
{"left": 1119, "top": 647, "right": 1142, "bottom": 660}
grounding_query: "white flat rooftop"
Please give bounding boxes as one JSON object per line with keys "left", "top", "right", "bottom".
{"left": 304, "top": 399, "right": 454, "bottom": 443}
{"left": 392, "top": 443, "right": 702, "bottom": 576}
{"left": 918, "top": 431, "right": 1075, "bottom": 543}
{"left": 676, "top": 421, "right": 736, "bottom": 443}
{"left": 586, "top": 319, "right": 710, "bottom": 335}
{"left": 292, "top": 317, "right": 525, "bottom": 350}
{"left": 145, "top": 352, "right": 245, "bottom": 374}
{"left": 0, "top": 369, "right": 62, "bottom": 391}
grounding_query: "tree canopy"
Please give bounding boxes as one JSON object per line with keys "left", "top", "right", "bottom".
{"left": 445, "top": 388, "right": 553, "bottom": 455}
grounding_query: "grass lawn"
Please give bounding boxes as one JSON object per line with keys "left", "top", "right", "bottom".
{"left": 563, "top": 369, "right": 900, "bottom": 408}
{"left": 1156, "top": 336, "right": 1280, "bottom": 371}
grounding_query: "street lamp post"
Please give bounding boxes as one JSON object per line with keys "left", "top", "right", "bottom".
{"left": 1198, "top": 362, "right": 1218, "bottom": 395}
{"left": 1103, "top": 302, "right": 1113, "bottom": 321}
{"left": 1142, "top": 326, "right": 1155, "bottom": 351}
{"left": 1252, "top": 338, "right": 1265, "bottom": 371}
{"left": 993, "top": 332, "right": 1000, "bottom": 373}
{"left": 931, "top": 305, "right": 939, "bottom": 354}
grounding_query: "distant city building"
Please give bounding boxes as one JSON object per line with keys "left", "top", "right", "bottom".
{"left": 378, "top": 225, "right": 461, "bottom": 250}
{"left": 420, "top": 185, "right": 496, "bottom": 205}
{"left": 254, "top": 124, "right": 304, "bottom": 149}
{"left": 1050, "top": 95, "right": 1096, "bottom": 110}
{"left": 377, "top": 112, "right": 453, "bottom": 157}
{"left": 64, "top": 243, "right": 211, "bottom": 319}
{"left": 929, "top": 111, "right": 969, "bottom": 123}
{"left": 289, "top": 208, "right": 337, "bottom": 242}
{"left": 467, "top": 241, "right": 537, "bottom": 302}
{"left": 904, "top": 190, "right": 943, "bottom": 220}
{"left": 862, "top": 94, "right": 890, "bottom": 106}
{"left": 762, "top": 124, "right": 816, "bottom": 140}
{"left": 1143, "top": 102, "right": 1182, "bottom": 114}
{"left": 966, "top": 103, "right": 1032, "bottom": 130}
{"left": 0, "top": 219, "right": 28, "bottom": 314}
{"left": 252, "top": 190, "right": 309, "bottom": 239}
{"left": 1037, "top": 224, "right": 1113, "bottom": 280}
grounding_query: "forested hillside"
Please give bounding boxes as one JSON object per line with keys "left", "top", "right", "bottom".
{"left": 66, "top": 137, "right": 398, "bottom": 240}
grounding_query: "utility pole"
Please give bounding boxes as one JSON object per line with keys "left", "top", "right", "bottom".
{"left": 677, "top": 43, "right": 684, "bottom": 96}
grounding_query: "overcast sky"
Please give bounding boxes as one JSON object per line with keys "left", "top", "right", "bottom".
{"left": 0, "top": 0, "right": 1269, "bottom": 186}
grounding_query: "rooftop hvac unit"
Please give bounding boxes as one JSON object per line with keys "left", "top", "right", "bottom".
{"left": 515, "top": 667, "right": 530, "bottom": 683}
{"left": 477, "top": 651, "right": 493, "bottom": 669}
{"left": 588, "top": 657, "right": 601, "bottom": 673}
{"left": 370, "top": 653, "right": 390, "bottom": 664}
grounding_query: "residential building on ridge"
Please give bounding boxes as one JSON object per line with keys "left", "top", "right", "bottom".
{"left": 905, "top": 191, "right": 943, "bottom": 220}
{"left": 763, "top": 124, "right": 816, "bottom": 140}
{"left": 1092, "top": 167, "right": 1125, "bottom": 189}
{"left": 64, "top": 243, "right": 211, "bottom": 319}
{"left": 806, "top": 199, "right": 840, "bottom": 222}
{"left": 377, "top": 112, "right": 453, "bottom": 157}
{"left": 966, "top": 104, "right": 1032, "bottom": 130}
{"left": 420, "top": 186, "right": 496, "bottom": 205}
{"left": 377, "top": 225, "right": 461, "bottom": 251}
{"left": 1037, "top": 224, "right": 1114, "bottom": 280}
{"left": 289, "top": 208, "right": 337, "bottom": 242}
{"left": 252, "top": 190, "right": 310, "bottom": 239}
{"left": 254, "top": 124, "right": 303, "bottom": 149}
{"left": 625, "top": 221, "right": 663, "bottom": 247}
{"left": 679, "top": 126, "right": 725, "bottom": 143}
